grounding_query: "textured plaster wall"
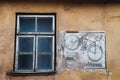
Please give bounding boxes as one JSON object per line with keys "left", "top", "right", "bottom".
{"left": 0, "top": 1, "right": 120, "bottom": 80}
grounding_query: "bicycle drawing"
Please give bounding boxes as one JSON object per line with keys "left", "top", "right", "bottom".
{"left": 57, "top": 31, "right": 106, "bottom": 70}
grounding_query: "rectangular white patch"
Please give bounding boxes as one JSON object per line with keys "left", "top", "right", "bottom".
{"left": 57, "top": 31, "right": 106, "bottom": 71}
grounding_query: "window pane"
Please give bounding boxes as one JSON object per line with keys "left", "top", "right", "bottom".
{"left": 38, "top": 37, "right": 53, "bottom": 52}
{"left": 37, "top": 54, "right": 52, "bottom": 70}
{"left": 19, "top": 17, "right": 35, "bottom": 32}
{"left": 18, "top": 37, "right": 34, "bottom": 52}
{"left": 37, "top": 37, "right": 53, "bottom": 70}
{"left": 18, "top": 54, "right": 33, "bottom": 70}
{"left": 37, "top": 17, "right": 53, "bottom": 33}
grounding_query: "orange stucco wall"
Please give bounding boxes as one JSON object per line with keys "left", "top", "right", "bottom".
{"left": 0, "top": 1, "right": 120, "bottom": 80}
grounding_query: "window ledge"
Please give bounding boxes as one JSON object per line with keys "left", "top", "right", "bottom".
{"left": 7, "top": 70, "right": 56, "bottom": 76}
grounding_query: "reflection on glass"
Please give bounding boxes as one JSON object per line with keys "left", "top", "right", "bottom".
{"left": 37, "top": 54, "right": 52, "bottom": 70}
{"left": 18, "top": 37, "right": 34, "bottom": 52}
{"left": 37, "top": 37, "right": 53, "bottom": 70}
{"left": 18, "top": 54, "right": 33, "bottom": 70}
{"left": 37, "top": 17, "right": 53, "bottom": 33}
{"left": 38, "top": 37, "right": 52, "bottom": 52}
{"left": 19, "top": 17, "right": 35, "bottom": 32}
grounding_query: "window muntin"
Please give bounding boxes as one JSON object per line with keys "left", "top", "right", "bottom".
{"left": 15, "top": 14, "right": 56, "bottom": 73}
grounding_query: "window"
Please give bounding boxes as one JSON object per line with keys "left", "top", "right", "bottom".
{"left": 14, "top": 13, "right": 56, "bottom": 73}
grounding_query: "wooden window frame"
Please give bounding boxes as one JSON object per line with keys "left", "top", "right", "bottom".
{"left": 12, "top": 13, "right": 56, "bottom": 75}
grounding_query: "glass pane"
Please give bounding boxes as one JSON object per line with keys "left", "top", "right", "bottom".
{"left": 37, "top": 37, "right": 53, "bottom": 70}
{"left": 18, "top": 54, "right": 33, "bottom": 70}
{"left": 18, "top": 37, "right": 34, "bottom": 52}
{"left": 19, "top": 17, "right": 35, "bottom": 32}
{"left": 37, "top": 54, "right": 52, "bottom": 70}
{"left": 37, "top": 17, "right": 53, "bottom": 33}
{"left": 38, "top": 37, "right": 53, "bottom": 52}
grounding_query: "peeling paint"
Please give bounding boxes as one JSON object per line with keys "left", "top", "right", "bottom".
{"left": 57, "top": 31, "right": 106, "bottom": 70}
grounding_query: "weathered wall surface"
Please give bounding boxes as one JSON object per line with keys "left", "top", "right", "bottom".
{"left": 0, "top": 1, "right": 120, "bottom": 80}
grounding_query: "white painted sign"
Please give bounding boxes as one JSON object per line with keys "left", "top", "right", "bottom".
{"left": 57, "top": 31, "right": 106, "bottom": 70}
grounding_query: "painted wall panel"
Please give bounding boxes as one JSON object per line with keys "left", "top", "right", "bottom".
{"left": 57, "top": 31, "right": 106, "bottom": 70}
